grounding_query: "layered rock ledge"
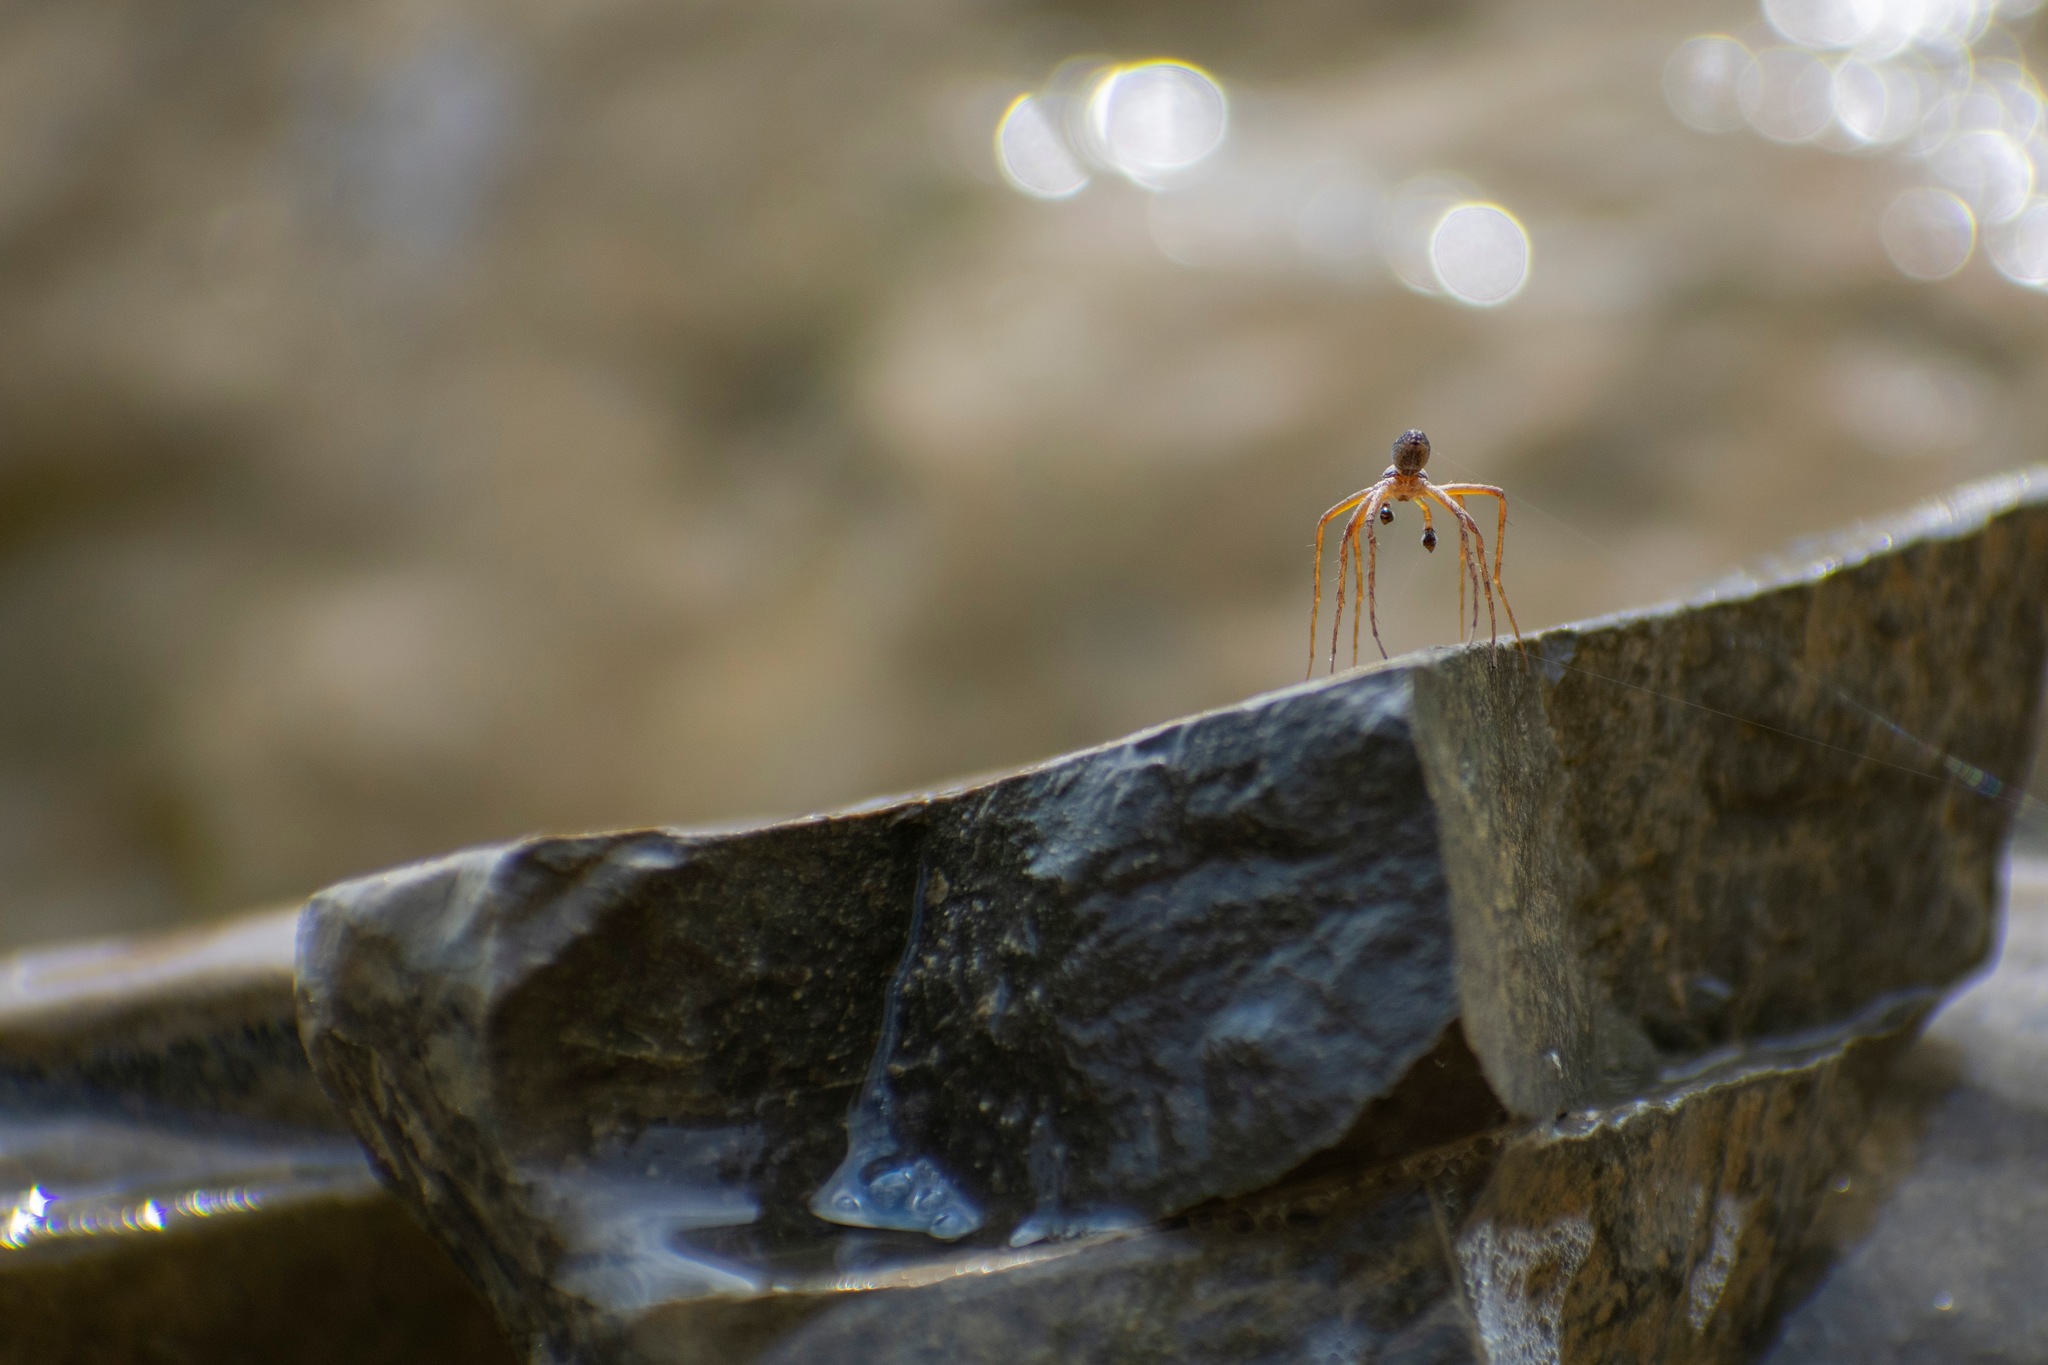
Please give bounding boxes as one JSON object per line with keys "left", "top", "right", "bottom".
{"left": 0, "top": 910, "right": 516, "bottom": 1363}
{"left": 295, "top": 470, "right": 2048, "bottom": 1364}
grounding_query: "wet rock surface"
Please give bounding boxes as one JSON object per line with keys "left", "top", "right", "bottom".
{"left": 0, "top": 909, "right": 517, "bottom": 1364}
{"left": 296, "top": 473, "right": 2048, "bottom": 1364}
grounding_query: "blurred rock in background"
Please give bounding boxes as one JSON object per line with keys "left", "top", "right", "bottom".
{"left": 0, "top": 0, "right": 2044, "bottom": 948}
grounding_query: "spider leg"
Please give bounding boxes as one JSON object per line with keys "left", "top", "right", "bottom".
{"left": 1455, "top": 505, "right": 1480, "bottom": 640}
{"left": 1308, "top": 489, "right": 1372, "bottom": 679}
{"left": 1332, "top": 515, "right": 1351, "bottom": 674}
{"left": 1331, "top": 496, "right": 1376, "bottom": 673}
{"left": 1418, "top": 501, "right": 1459, "bottom": 635}
{"left": 1351, "top": 504, "right": 1367, "bottom": 667}
{"left": 1366, "top": 493, "right": 1388, "bottom": 660}
{"left": 1435, "top": 484, "right": 1523, "bottom": 650}
{"left": 1425, "top": 488, "right": 1497, "bottom": 646}
{"left": 1453, "top": 506, "right": 1478, "bottom": 639}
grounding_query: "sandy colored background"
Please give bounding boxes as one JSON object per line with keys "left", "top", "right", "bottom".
{"left": 0, "top": 0, "right": 2043, "bottom": 948}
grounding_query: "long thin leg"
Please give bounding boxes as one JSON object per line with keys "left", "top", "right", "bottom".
{"left": 1452, "top": 509, "right": 1477, "bottom": 639}
{"left": 1351, "top": 504, "right": 1366, "bottom": 667}
{"left": 1424, "top": 489, "right": 1497, "bottom": 645}
{"left": 1366, "top": 491, "right": 1389, "bottom": 660}
{"left": 1436, "top": 484, "right": 1523, "bottom": 648}
{"left": 1417, "top": 501, "right": 1460, "bottom": 635}
{"left": 1330, "top": 496, "right": 1377, "bottom": 673}
{"left": 1433, "top": 484, "right": 1508, "bottom": 582}
{"left": 1333, "top": 513, "right": 1351, "bottom": 673}
{"left": 1453, "top": 505, "right": 1480, "bottom": 640}
{"left": 1308, "top": 490, "right": 1372, "bottom": 678}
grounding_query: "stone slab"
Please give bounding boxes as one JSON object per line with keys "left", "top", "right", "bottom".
{"left": 295, "top": 471, "right": 2048, "bottom": 1363}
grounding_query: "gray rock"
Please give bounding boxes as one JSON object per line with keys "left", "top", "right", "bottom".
{"left": 1760, "top": 856, "right": 2048, "bottom": 1364}
{"left": 683, "top": 1012, "right": 1902, "bottom": 1365}
{"left": 295, "top": 470, "right": 2048, "bottom": 1363}
{"left": 0, "top": 907, "right": 335, "bottom": 1128}
{"left": 0, "top": 909, "right": 517, "bottom": 1364}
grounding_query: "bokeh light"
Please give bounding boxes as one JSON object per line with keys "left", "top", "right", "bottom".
{"left": 990, "top": 59, "right": 1528, "bottom": 307}
{"left": 1831, "top": 59, "right": 1921, "bottom": 143}
{"left": 1087, "top": 62, "right": 1227, "bottom": 185}
{"left": 1380, "top": 176, "right": 1479, "bottom": 294}
{"left": 1882, "top": 186, "right": 1978, "bottom": 277}
{"left": 996, "top": 95, "right": 1090, "bottom": 199}
{"left": 1932, "top": 129, "right": 2034, "bottom": 221}
{"left": 1429, "top": 204, "right": 1532, "bottom": 305}
{"left": 1666, "top": 36, "right": 1756, "bottom": 132}
{"left": 1763, "top": 0, "right": 1876, "bottom": 50}
{"left": 1986, "top": 197, "right": 2048, "bottom": 283}
{"left": 1740, "top": 48, "right": 1835, "bottom": 142}
{"left": 1668, "top": 0, "right": 2048, "bottom": 287}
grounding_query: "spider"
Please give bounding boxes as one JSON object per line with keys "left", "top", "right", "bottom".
{"left": 1306, "top": 429, "right": 1522, "bottom": 676}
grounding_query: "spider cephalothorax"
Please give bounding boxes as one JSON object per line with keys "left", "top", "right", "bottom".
{"left": 1307, "top": 428, "right": 1522, "bottom": 673}
{"left": 1391, "top": 428, "right": 1430, "bottom": 476}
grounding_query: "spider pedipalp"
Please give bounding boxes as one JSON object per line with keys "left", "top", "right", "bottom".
{"left": 1422, "top": 526, "right": 1437, "bottom": 552}
{"left": 1378, "top": 504, "right": 1394, "bottom": 525}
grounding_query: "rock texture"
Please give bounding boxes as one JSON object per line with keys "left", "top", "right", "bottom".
{"left": 0, "top": 909, "right": 516, "bottom": 1364}
{"left": 296, "top": 471, "right": 2048, "bottom": 1364}
{"left": 1759, "top": 855, "right": 2048, "bottom": 1364}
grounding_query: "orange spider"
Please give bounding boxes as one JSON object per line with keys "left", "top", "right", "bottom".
{"left": 1307, "top": 429, "right": 1522, "bottom": 675}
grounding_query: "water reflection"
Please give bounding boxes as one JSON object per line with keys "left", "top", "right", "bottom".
{"left": 0, "top": 1115, "right": 374, "bottom": 1259}
{"left": 1380, "top": 175, "right": 1479, "bottom": 294}
{"left": 1883, "top": 186, "right": 1978, "bottom": 275}
{"left": 1430, "top": 205, "right": 1532, "bottom": 306}
{"left": 1667, "top": 0, "right": 2048, "bottom": 286}
{"left": 1986, "top": 196, "right": 2048, "bottom": 279}
{"left": 996, "top": 96, "right": 1090, "bottom": 200}
{"left": 1, "top": 1174, "right": 351, "bottom": 1253}
{"left": 995, "top": 60, "right": 1226, "bottom": 195}
{"left": 1667, "top": 36, "right": 1756, "bottom": 131}
{"left": 1741, "top": 47, "right": 1836, "bottom": 141}
{"left": 995, "top": 58, "right": 1532, "bottom": 307}
{"left": 1086, "top": 62, "right": 1228, "bottom": 186}
{"left": 1832, "top": 58, "right": 1923, "bottom": 142}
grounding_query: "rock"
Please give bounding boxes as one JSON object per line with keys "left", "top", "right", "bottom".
{"left": 1759, "top": 855, "right": 2048, "bottom": 1363}
{"left": 0, "top": 908, "right": 517, "bottom": 1364}
{"left": 679, "top": 1013, "right": 1902, "bottom": 1365}
{"left": 1417, "top": 472, "right": 2048, "bottom": 1115}
{"left": 295, "top": 470, "right": 2048, "bottom": 1364}
{"left": 0, "top": 906, "right": 333, "bottom": 1127}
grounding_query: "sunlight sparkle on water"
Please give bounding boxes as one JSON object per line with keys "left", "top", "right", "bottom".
{"left": 996, "top": 95, "right": 1090, "bottom": 199}
{"left": 1986, "top": 196, "right": 2048, "bottom": 283}
{"left": 1666, "top": 36, "right": 1755, "bottom": 132}
{"left": 1087, "top": 62, "right": 1227, "bottom": 185}
{"left": 1883, "top": 186, "right": 1978, "bottom": 276}
{"left": 1741, "top": 48, "right": 1836, "bottom": 141}
{"left": 1831, "top": 58, "right": 1922, "bottom": 143}
{"left": 1668, "top": 0, "right": 2048, "bottom": 285}
{"left": 1430, "top": 204, "right": 1531, "bottom": 305}
{"left": 992, "top": 57, "right": 1530, "bottom": 306}
{"left": 1932, "top": 129, "right": 2033, "bottom": 220}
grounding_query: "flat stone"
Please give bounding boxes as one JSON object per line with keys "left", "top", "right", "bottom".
{"left": 0, "top": 909, "right": 517, "bottom": 1364}
{"left": 294, "top": 470, "right": 2048, "bottom": 1363}
{"left": 0, "top": 907, "right": 333, "bottom": 1127}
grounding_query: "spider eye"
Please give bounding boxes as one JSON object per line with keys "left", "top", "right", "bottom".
{"left": 1422, "top": 526, "right": 1438, "bottom": 551}
{"left": 1378, "top": 504, "right": 1395, "bottom": 525}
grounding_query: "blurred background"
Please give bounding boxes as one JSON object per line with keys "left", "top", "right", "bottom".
{"left": 1, "top": 0, "right": 2045, "bottom": 950}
